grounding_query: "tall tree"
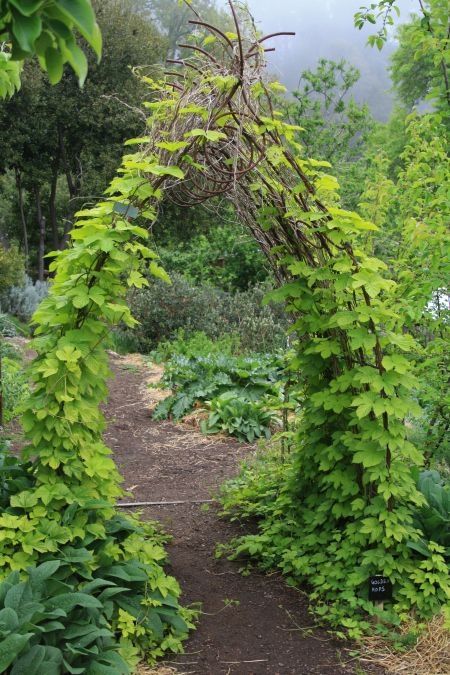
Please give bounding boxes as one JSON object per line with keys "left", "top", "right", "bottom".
{"left": 285, "top": 59, "right": 374, "bottom": 209}
{"left": 0, "top": 0, "right": 164, "bottom": 275}
{"left": 355, "top": 0, "right": 450, "bottom": 115}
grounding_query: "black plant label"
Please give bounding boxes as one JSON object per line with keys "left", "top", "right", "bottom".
{"left": 369, "top": 575, "right": 392, "bottom": 601}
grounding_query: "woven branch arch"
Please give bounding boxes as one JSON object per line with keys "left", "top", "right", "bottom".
{"left": 130, "top": 1, "right": 395, "bottom": 476}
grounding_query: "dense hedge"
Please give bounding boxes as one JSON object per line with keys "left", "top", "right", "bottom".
{"left": 114, "top": 274, "right": 288, "bottom": 354}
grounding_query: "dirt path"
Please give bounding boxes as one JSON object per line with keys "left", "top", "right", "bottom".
{"left": 105, "top": 355, "right": 382, "bottom": 675}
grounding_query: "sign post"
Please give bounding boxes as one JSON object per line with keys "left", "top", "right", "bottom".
{"left": 369, "top": 576, "right": 392, "bottom": 620}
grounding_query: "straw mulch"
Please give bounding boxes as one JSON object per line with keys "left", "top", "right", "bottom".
{"left": 360, "top": 613, "right": 450, "bottom": 674}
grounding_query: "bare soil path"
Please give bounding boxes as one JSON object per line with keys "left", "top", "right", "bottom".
{"left": 105, "top": 355, "right": 382, "bottom": 675}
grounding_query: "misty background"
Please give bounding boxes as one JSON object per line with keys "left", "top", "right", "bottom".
{"left": 217, "top": 0, "right": 415, "bottom": 120}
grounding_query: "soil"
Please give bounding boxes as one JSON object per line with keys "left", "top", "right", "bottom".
{"left": 106, "top": 354, "right": 384, "bottom": 675}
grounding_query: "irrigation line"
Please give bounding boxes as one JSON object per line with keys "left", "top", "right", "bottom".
{"left": 117, "top": 499, "right": 214, "bottom": 508}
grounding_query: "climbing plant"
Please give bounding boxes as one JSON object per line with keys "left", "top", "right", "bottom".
{"left": 0, "top": 0, "right": 195, "bottom": 670}
{"left": 0, "top": 2, "right": 447, "bottom": 669}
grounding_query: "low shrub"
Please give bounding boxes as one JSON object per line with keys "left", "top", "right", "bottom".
{"left": 159, "top": 223, "right": 269, "bottom": 292}
{"left": 116, "top": 274, "right": 288, "bottom": 354}
{"left": 0, "top": 314, "right": 17, "bottom": 337}
{"left": 0, "top": 245, "right": 24, "bottom": 299}
{"left": 151, "top": 330, "right": 240, "bottom": 362}
{"left": 4, "top": 275, "right": 49, "bottom": 323}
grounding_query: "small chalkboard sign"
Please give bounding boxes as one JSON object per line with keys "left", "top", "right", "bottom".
{"left": 369, "top": 576, "right": 392, "bottom": 601}
{"left": 113, "top": 202, "right": 139, "bottom": 220}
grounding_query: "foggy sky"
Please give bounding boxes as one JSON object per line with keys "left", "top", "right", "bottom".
{"left": 218, "top": 0, "right": 416, "bottom": 119}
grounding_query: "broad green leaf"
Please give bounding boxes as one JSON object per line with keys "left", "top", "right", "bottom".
{"left": 45, "top": 47, "right": 64, "bottom": 84}
{"left": 58, "top": 0, "right": 95, "bottom": 35}
{"left": 46, "top": 592, "right": 102, "bottom": 611}
{"left": 12, "top": 11, "right": 42, "bottom": 52}
{"left": 9, "top": 1, "right": 45, "bottom": 17}
{"left": 0, "top": 634, "right": 33, "bottom": 672}
{"left": 64, "top": 39, "right": 88, "bottom": 86}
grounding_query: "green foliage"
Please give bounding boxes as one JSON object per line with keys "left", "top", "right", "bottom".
{"left": 0, "top": 0, "right": 101, "bottom": 95}
{"left": 1, "top": 355, "right": 28, "bottom": 423}
{"left": 151, "top": 330, "right": 240, "bottom": 362}
{"left": 0, "top": 3, "right": 447, "bottom": 660}
{"left": 0, "top": 245, "right": 24, "bottom": 298}
{"left": 0, "top": 48, "right": 21, "bottom": 97}
{"left": 0, "top": 0, "right": 164, "bottom": 277}
{"left": 120, "top": 275, "right": 288, "bottom": 354}
{"left": 153, "top": 350, "right": 283, "bottom": 438}
{"left": 408, "top": 470, "right": 450, "bottom": 561}
{"left": 0, "top": 127, "right": 195, "bottom": 665}
{"left": 106, "top": 28, "right": 446, "bottom": 636}
{"left": 356, "top": 1, "right": 450, "bottom": 115}
{"left": 159, "top": 222, "right": 269, "bottom": 291}
{"left": 201, "top": 392, "right": 277, "bottom": 443}
{"left": 0, "top": 466, "right": 194, "bottom": 671}
{"left": 0, "top": 314, "right": 17, "bottom": 337}
{"left": 390, "top": 17, "right": 435, "bottom": 108}
{"left": 354, "top": 0, "right": 401, "bottom": 50}
{"left": 359, "top": 112, "right": 449, "bottom": 467}
{"left": 285, "top": 59, "right": 373, "bottom": 210}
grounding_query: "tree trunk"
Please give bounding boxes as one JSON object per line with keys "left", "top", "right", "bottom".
{"left": 49, "top": 156, "right": 60, "bottom": 251}
{"left": 58, "top": 125, "right": 76, "bottom": 199}
{"left": 58, "top": 126, "right": 82, "bottom": 246}
{"left": 35, "top": 187, "right": 46, "bottom": 282}
{"left": 15, "top": 168, "right": 29, "bottom": 268}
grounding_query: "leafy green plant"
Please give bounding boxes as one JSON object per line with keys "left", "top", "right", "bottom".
{"left": 151, "top": 330, "right": 240, "bottom": 363}
{"left": 0, "top": 245, "right": 24, "bottom": 298}
{"left": 0, "top": 445, "right": 195, "bottom": 672}
{"left": 201, "top": 392, "right": 278, "bottom": 443}
{"left": 408, "top": 470, "right": 450, "bottom": 561}
{"left": 159, "top": 222, "right": 269, "bottom": 291}
{"left": 0, "top": 1, "right": 447, "bottom": 659}
{"left": 1, "top": 356, "right": 28, "bottom": 423}
{"left": 0, "top": 314, "right": 17, "bottom": 337}
{"left": 0, "top": 561, "right": 130, "bottom": 674}
{"left": 153, "top": 352, "right": 283, "bottom": 426}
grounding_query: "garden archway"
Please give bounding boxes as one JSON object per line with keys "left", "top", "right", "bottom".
{"left": 11, "top": 0, "right": 448, "bottom": 652}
